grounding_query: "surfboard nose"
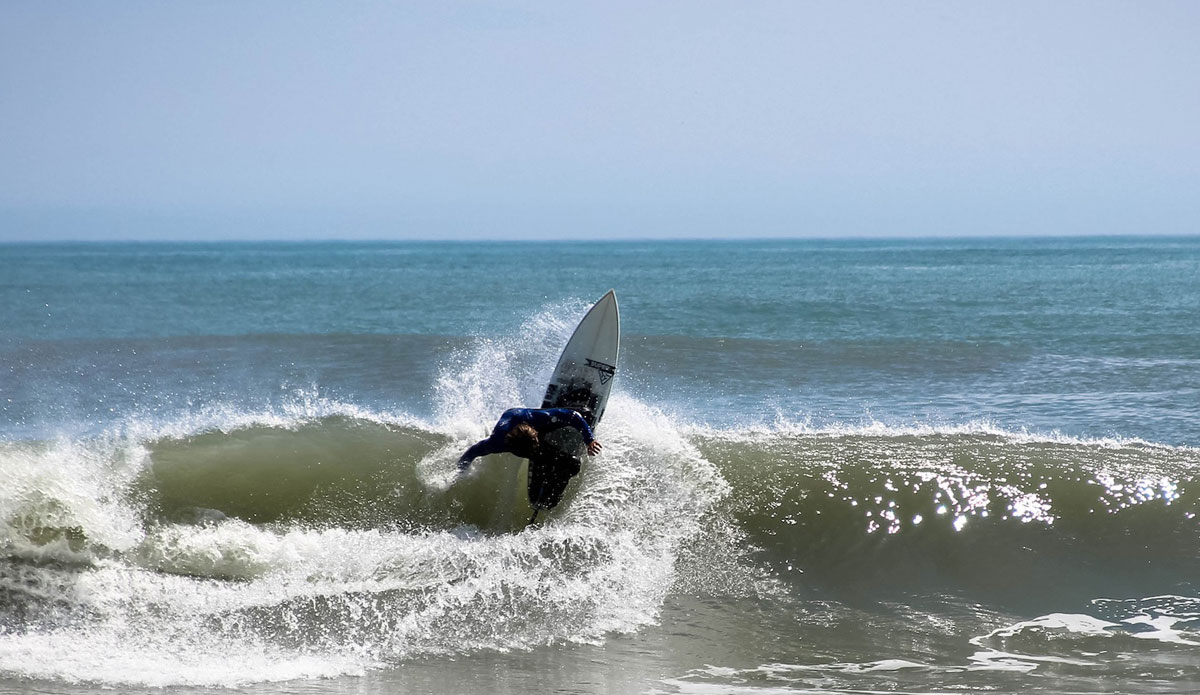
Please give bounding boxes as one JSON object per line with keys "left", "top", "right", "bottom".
{"left": 541, "top": 290, "right": 621, "bottom": 426}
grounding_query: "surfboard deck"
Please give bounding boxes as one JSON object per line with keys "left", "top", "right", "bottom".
{"left": 540, "top": 289, "right": 620, "bottom": 428}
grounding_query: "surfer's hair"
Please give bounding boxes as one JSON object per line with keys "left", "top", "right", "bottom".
{"left": 505, "top": 423, "right": 539, "bottom": 458}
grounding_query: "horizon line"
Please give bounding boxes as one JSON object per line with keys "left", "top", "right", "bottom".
{"left": 2, "top": 232, "right": 1199, "bottom": 246}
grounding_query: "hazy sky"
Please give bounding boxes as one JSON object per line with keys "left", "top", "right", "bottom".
{"left": 2, "top": 1, "right": 1198, "bottom": 240}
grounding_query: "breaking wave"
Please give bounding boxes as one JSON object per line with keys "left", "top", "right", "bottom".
{"left": 0, "top": 306, "right": 739, "bottom": 688}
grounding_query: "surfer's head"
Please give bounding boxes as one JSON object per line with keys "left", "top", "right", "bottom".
{"left": 505, "top": 422, "right": 539, "bottom": 458}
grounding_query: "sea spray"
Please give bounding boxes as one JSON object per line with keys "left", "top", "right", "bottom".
{"left": 431, "top": 299, "right": 589, "bottom": 441}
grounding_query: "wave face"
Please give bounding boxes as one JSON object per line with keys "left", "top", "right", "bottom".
{"left": 696, "top": 426, "right": 1200, "bottom": 607}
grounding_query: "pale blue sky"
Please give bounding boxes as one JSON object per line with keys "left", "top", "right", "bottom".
{"left": 2, "top": 1, "right": 1197, "bottom": 240}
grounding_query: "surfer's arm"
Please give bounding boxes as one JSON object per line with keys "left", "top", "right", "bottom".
{"left": 458, "top": 410, "right": 525, "bottom": 470}
{"left": 567, "top": 413, "right": 603, "bottom": 456}
{"left": 564, "top": 410, "right": 596, "bottom": 444}
{"left": 457, "top": 437, "right": 504, "bottom": 469}
{"left": 541, "top": 408, "right": 602, "bottom": 455}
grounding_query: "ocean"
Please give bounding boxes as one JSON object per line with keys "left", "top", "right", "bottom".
{"left": 2, "top": 236, "right": 1199, "bottom": 694}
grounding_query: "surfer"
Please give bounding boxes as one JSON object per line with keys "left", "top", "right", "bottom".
{"left": 457, "top": 407, "right": 603, "bottom": 521}
{"left": 457, "top": 407, "right": 602, "bottom": 470}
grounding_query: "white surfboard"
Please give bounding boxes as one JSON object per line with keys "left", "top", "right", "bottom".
{"left": 540, "top": 290, "right": 620, "bottom": 427}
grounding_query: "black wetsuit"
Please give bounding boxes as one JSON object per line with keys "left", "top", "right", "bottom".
{"left": 458, "top": 407, "right": 596, "bottom": 510}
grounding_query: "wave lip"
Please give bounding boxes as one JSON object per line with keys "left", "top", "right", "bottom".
{"left": 690, "top": 416, "right": 1198, "bottom": 451}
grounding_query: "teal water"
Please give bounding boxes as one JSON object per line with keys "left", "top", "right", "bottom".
{"left": 2, "top": 236, "right": 1200, "bottom": 693}
{"left": 6, "top": 238, "right": 1198, "bottom": 345}
{"left": 4, "top": 237, "right": 1198, "bottom": 442}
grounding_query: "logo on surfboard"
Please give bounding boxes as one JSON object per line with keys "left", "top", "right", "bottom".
{"left": 586, "top": 358, "right": 616, "bottom": 384}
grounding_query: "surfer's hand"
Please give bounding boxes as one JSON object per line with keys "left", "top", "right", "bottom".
{"left": 587, "top": 440, "right": 602, "bottom": 456}
{"left": 456, "top": 458, "right": 471, "bottom": 472}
